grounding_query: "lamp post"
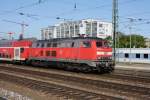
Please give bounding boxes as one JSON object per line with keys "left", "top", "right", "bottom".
{"left": 129, "top": 26, "right": 132, "bottom": 64}
{"left": 128, "top": 18, "right": 135, "bottom": 64}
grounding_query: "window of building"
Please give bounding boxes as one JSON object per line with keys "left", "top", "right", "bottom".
{"left": 80, "top": 24, "right": 83, "bottom": 27}
{"left": 46, "top": 51, "right": 50, "bottom": 56}
{"left": 125, "top": 53, "right": 129, "bottom": 58}
{"left": 75, "top": 25, "right": 79, "bottom": 28}
{"left": 144, "top": 54, "right": 148, "bottom": 59}
{"left": 136, "top": 53, "right": 140, "bottom": 58}
{"left": 99, "top": 24, "right": 103, "bottom": 27}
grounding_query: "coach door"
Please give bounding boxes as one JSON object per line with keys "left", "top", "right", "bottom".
{"left": 14, "top": 47, "right": 20, "bottom": 60}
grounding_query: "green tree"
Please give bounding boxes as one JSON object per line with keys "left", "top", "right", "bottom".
{"left": 105, "top": 36, "right": 112, "bottom": 41}
{"left": 117, "top": 34, "right": 146, "bottom": 48}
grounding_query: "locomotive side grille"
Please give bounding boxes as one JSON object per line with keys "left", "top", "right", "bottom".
{"left": 97, "top": 56, "right": 112, "bottom": 62}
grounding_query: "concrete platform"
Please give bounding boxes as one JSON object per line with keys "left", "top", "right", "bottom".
{"left": 115, "top": 63, "right": 150, "bottom": 71}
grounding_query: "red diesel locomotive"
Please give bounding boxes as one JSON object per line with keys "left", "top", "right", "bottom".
{"left": 0, "top": 37, "right": 114, "bottom": 73}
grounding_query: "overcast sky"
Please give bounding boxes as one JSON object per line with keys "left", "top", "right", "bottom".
{"left": 0, "top": 0, "right": 150, "bottom": 39}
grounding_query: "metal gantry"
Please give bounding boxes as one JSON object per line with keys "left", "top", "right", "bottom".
{"left": 112, "top": 0, "right": 119, "bottom": 65}
{"left": 2, "top": 19, "right": 28, "bottom": 40}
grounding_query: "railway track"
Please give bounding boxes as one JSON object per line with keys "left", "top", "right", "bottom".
{"left": 114, "top": 68, "right": 150, "bottom": 79}
{"left": 0, "top": 72, "right": 118, "bottom": 100}
{"left": 0, "top": 64, "right": 150, "bottom": 99}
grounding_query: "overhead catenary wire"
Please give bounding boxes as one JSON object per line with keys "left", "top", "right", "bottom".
{"left": 0, "top": 0, "right": 149, "bottom": 39}
{"left": 0, "top": 0, "right": 49, "bottom": 16}
{"left": 0, "top": 0, "right": 140, "bottom": 23}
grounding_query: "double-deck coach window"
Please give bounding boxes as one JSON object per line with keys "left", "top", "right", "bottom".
{"left": 20, "top": 48, "right": 24, "bottom": 53}
{"left": 144, "top": 54, "right": 148, "bottom": 59}
{"left": 136, "top": 53, "right": 140, "bottom": 58}
{"left": 125, "top": 53, "right": 129, "bottom": 58}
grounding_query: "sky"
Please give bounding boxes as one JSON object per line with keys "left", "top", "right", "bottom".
{"left": 0, "top": 0, "right": 150, "bottom": 39}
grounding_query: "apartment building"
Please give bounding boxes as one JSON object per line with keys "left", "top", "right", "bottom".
{"left": 41, "top": 19, "right": 112, "bottom": 40}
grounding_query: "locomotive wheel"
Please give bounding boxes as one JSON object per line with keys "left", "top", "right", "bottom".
{"left": 81, "top": 65, "right": 92, "bottom": 73}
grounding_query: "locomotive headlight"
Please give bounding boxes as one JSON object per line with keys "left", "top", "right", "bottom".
{"left": 107, "top": 52, "right": 112, "bottom": 55}
{"left": 97, "top": 51, "right": 104, "bottom": 55}
{"left": 109, "top": 56, "right": 112, "bottom": 60}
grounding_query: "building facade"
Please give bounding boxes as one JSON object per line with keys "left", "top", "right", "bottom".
{"left": 41, "top": 19, "right": 112, "bottom": 40}
{"left": 145, "top": 38, "right": 150, "bottom": 48}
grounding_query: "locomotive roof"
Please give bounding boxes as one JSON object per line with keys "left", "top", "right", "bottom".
{"left": 36, "top": 37, "right": 104, "bottom": 42}
{"left": 0, "top": 40, "right": 14, "bottom": 47}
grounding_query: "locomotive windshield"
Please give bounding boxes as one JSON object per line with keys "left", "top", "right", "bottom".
{"left": 96, "top": 41, "right": 111, "bottom": 47}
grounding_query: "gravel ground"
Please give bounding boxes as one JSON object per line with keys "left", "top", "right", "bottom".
{"left": 0, "top": 80, "right": 66, "bottom": 100}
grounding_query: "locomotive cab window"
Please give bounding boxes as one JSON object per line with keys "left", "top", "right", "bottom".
{"left": 96, "top": 41, "right": 102, "bottom": 47}
{"left": 82, "top": 41, "right": 91, "bottom": 48}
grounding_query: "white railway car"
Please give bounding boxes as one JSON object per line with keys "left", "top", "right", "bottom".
{"left": 116, "top": 48, "right": 150, "bottom": 64}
